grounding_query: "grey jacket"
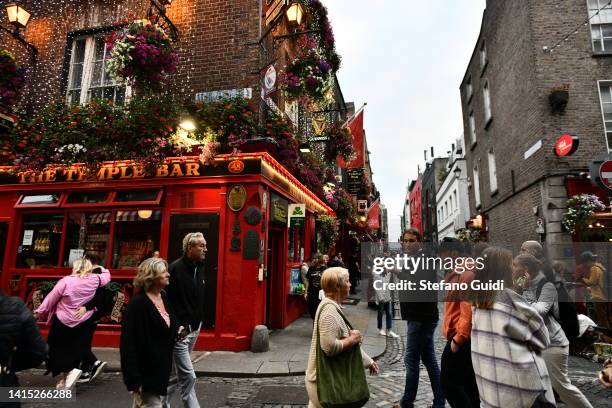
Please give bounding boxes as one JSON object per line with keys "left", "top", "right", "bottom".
{"left": 523, "top": 272, "right": 568, "bottom": 347}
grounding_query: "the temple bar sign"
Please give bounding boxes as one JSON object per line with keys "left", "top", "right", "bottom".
{"left": 3, "top": 160, "right": 248, "bottom": 184}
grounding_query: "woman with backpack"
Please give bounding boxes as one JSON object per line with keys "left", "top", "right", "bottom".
{"left": 514, "top": 253, "right": 593, "bottom": 408}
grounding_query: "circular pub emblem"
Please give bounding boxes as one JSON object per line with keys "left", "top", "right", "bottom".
{"left": 228, "top": 160, "right": 245, "bottom": 174}
{"left": 554, "top": 134, "right": 579, "bottom": 157}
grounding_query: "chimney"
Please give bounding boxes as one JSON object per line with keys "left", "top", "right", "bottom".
{"left": 452, "top": 143, "right": 455, "bottom": 151}
{"left": 431, "top": 146, "right": 434, "bottom": 158}
{"left": 424, "top": 150, "right": 427, "bottom": 161}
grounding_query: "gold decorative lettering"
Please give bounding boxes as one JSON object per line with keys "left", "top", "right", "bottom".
{"left": 44, "top": 170, "right": 56, "bottom": 183}
{"left": 132, "top": 166, "right": 146, "bottom": 178}
{"left": 63, "top": 168, "right": 77, "bottom": 181}
{"left": 185, "top": 162, "right": 200, "bottom": 176}
{"left": 119, "top": 166, "right": 132, "bottom": 179}
{"left": 168, "top": 163, "right": 184, "bottom": 177}
{"left": 156, "top": 165, "right": 169, "bottom": 177}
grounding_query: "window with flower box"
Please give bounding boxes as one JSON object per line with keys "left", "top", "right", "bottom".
{"left": 66, "top": 35, "right": 128, "bottom": 106}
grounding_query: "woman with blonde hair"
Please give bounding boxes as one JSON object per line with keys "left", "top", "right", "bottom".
{"left": 306, "top": 267, "right": 379, "bottom": 408}
{"left": 471, "top": 247, "right": 555, "bottom": 408}
{"left": 121, "top": 257, "right": 178, "bottom": 408}
{"left": 35, "top": 257, "right": 111, "bottom": 389}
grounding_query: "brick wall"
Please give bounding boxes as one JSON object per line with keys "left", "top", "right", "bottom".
{"left": 460, "top": 0, "right": 611, "bottom": 248}
{"left": 0, "top": 0, "right": 261, "bottom": 109}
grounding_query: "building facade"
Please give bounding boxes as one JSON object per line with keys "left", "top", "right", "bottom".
{"left": 408, "top": 176, "right": 423, "bottom": 236}
{"left": 460, "top": 0, "right": 612, "bottom": 257}
{"left": 436, "top": 137, "right": 470, "bottom": 241}
{"left": 421, "top": 157, "right": 448, "bottom": 243}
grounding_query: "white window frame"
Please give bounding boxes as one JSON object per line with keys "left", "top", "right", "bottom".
{"left": 597, "top": 80, "right": 612, "bottom": 152}
{"left": 588, "top": 0, "right": 612, "bottom": 53}
{"left": 473, "top": 163, "right": 481, "bottom": 209}
{"left": 488, "top": 149, "right": 498, "bottom": 194}
{"left": 66, "top": 34, "right": 129, "bottom": 105}
{"left": 469, "top": 111, "right": 477, "bottom": 146}
{"left": 466, "top": 76, "right": 473, "bottom": 101}
{"left": 480, "top": 41, "right": 488, "bottom": 71}
{"left": 483, "top": 80, "right": 492, "bottom": 124}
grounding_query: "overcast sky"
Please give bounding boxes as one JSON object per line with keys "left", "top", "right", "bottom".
{"left": 325, "top": 0, "right": 487, "bottom": 241}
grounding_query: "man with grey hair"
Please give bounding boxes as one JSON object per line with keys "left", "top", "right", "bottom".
{"left": 163, "top": 232, "right": 207, "bottom": 408}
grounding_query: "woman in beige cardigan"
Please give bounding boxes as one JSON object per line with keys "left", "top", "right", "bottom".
{"left": 305, "top": 267, "right": 380, "bottom": 408}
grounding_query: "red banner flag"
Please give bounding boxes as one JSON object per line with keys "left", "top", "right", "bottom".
{"left": 338, "top": 110, "right": 365, "bottom": 169}
{"left": 367, "top": 201, "right": 380, "bottom": 230}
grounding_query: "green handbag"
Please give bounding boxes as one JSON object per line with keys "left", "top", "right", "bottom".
{"left": 315, "top": 302, "right": 370, "bottom": 408}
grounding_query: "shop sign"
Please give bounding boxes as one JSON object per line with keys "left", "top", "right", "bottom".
{"left": 524, "top": 139, "right": 543, "bottom": 160}
{"left": 554, "top": 134, "right": 579, "bottom": 157}
{"left": 270, "top": 194, "right": 288, "bottom": 225}
{"left": 22, "top": 230, "right": 33, "bottom": 245}
{"left": 288, "top": 203, "right": 305, "bottom": 227}
{"left": 227, "top": 185, "right": 247, "bottom": 212}
{"left": 312, "top": 115, "right": 327, "bottom": 135}
{"left": 3, "top": 159, "right": 258, "bottom": 185}
{"left": 600, "top": 160, "right": 612, "bottom": 191}
{"left": 228, "top": 160, "right": 245, "bottom": 174}
{"left": 347, "top": 168, "right": 364, "bottom": 195}
{"left": 194, "top": 88, "right": 252, "bottom": 103}
{"left": 262, "top": 64, "right": 277, "bottom": 96}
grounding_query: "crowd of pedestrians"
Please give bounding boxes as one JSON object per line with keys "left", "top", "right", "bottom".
{"left": 305, "top": 227, "right": 607, "bottom": 408}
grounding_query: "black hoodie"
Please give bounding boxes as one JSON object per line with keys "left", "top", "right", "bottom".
{"left": 166, "top": 256, "right": 206, "bottom": 331}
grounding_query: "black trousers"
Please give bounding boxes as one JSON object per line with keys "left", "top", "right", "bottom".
{"left": 440, "top": 339, "right": 480, "bottom": 408}
{"left": 80, "top": 320, "right": 98, "bottom": 371}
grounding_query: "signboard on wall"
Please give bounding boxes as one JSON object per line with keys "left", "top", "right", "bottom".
{"left": 347, "top": 168, "right": 364, "bottom": 195}
{"left": 270, "top": 194, "right": 288, "bottom": 225}
{"left": 265, "top": 0, "right": 287, "bottom": 26}
{"left": 288, "top": 203, "right": 305, "bottom": 227}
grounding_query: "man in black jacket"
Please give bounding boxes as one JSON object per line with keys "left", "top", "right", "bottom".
{"left": 394, "top": 229, "right": 445, "bottom": 408}
{"left": 0, "top": 290, "right": 47, "bottom": 406}
{"left": 163, "top": 233, "right": 207, "bottom": 408}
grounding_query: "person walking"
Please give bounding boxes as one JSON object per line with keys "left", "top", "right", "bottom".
{"left": 393, "top": 228, "right": 445, "bottom": 408}
{"left": 0, "top": 289, "right": 47, "bottom": 408}
{"left": 163, "top": 233, "right": 207, "bottom": 408}
{"left": 515, "top": 252, "right": 593, "bottom": 408}
{"left": 305, "top": 253, "right": 327, "bottom": 320}
{"left": 471, "top": 247, "right": 556, "bottom": 408}
{"left": 438, "top": 237, "right": 480, "bottom": 408}
{"left": 34, "top": 258, "right": 110, "bottom": 389}
{"left": 76, "top": 252, "right": 109, "bottom": 383}
{"left": 121, "top": 257, "right": 179, "bottom": 408}
{"left": 579, "top": 251, "right": 610, "bottom": 330}
{"left": 305, "top": 267, "right": 379, "bottom": 408}
{"left": 374, "top": 269, "right": 399, "bottom": 338}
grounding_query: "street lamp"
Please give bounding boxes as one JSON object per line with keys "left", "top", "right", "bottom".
{"left": 453, "top": 167, "right": 462, "bottom": 179}
{"left": 286, "top": 2, "right": 304, "bottom": 26}
{"left": 5, "top": 2, "right": 30, "bottom": 29}
{"left": 2, "top": 2, "right": 37, "bottom": 64}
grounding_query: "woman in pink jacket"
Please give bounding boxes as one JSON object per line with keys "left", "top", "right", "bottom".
{"left": 35, "top": 257, "right": 111, "bottom": 389}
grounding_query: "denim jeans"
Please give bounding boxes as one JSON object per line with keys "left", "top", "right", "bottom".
{"left": 162, "top": 329, "right": 200, "bottom": 408}
{"left": 399, "top": 320, "right": 445, "bottom": 408}
{"left": 377, "top": 302, "right": 393, "bottom": 330}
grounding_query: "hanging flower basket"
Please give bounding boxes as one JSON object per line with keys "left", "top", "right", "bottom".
{"left": 281, "top": 36, "right": 333, "bottom": 103}
{"left": 0, "top": 49, "right": 26, "bottom": 110}
{"left": 106, "top": 20, "right": 179, "bottom": 92}
{"left": 562, "top": 194, "right": 606, "bottom": 238}
{"left": 325, "top": 124, "right": 355, "bottom": 163}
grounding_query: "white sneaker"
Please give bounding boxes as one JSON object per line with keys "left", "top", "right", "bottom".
{"left": 378, "top": 329, "right": 386, "bottom": 336}
{"left": 387, "top": 330, "right": 400, "bottom": 338}
{"left": 64, "top": 369, "right": 82, "bottom": 389}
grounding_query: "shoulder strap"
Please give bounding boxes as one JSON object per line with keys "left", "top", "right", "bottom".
{"left": 535, "top": 279, "right": 548, "bottom": 300}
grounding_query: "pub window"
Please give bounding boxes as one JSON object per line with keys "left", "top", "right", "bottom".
{"left": 63, "top": 212, "right": 111, "bottom": 268}
{"left": 588, "top": 0, "right": 612, "bottom": 53}
{"left": 66, "top": 192, "right": 109, "bottom": 204}
{"left": 17, "top": 214, "right": 64, "bottom": 269}
{"left": 288, "top": 224, "right": 305, "bottom": 263}
{"left": 598, "top": 80, "right": 612, "bottom": 150}
{"left": 114, "top": 190, "right": 161, "bottom": 203}
{"left": 66, "top": 35, "right": 127, "bottom": 106}
{"left": 19, "top": 194, "right": 60, "bottom": 205}
{"left": 112, "top": 210, "right": 161, "bottom": 268}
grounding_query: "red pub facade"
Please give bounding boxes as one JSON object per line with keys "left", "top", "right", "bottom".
{"left": 0, "top": 152, "right": 333, "bottom": 351}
